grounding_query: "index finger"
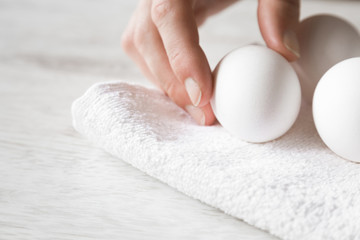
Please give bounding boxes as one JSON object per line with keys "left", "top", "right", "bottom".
{"left": 151, "top": 0, "right": 212, "bottom": 108}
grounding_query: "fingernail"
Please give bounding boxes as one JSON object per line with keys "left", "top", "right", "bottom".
{"left": 185, "top": 105, "right": 205, "bottom": 125}
{"left": 283, "top": 30, "right": 300, "bottom": 58}
{"left": 185, "top": 77, "right": 202, "bottom": 107}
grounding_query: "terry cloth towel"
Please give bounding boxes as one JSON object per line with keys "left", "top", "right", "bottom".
{"left": 72, "top": 81, "right": 360, "bottom": 240}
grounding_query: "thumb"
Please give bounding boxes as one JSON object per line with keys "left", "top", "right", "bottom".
{"left": 258, "top": 0, "right": 300, "bottom": 62}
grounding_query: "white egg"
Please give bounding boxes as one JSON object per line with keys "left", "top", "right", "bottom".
{"left": 293, "top": 14, "right": 360, "bottom": 103}
{"left": 211, "top": 45, "right": 301, "bottom": 143}
{"left": 313, "top": 57, "right": 360, "bottom": 163}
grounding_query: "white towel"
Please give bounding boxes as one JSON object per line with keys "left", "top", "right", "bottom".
{"left": 72, "top": 81, "right": 360, "bottom": 240}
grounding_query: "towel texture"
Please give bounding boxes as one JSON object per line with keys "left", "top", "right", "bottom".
{"left": 72, "top": 81, "right": 360, "bottom": 240}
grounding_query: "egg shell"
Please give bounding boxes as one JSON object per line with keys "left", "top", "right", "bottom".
{"left": 292, "top": 14, "right": 360, "bottom": 103}
{"left": 313, "top": 57, "right": 360, "bottom": 163}
{"left": 211, "top": 45, "right": 301, "bottom": 143}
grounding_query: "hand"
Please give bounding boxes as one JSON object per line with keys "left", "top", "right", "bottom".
{"left": 122, "top": 0, "right": 300, "bottom": 126}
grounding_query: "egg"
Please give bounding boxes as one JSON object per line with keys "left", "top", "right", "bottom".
{"left": 313, "top": 57, "right": 360, "bottom": 163}
{"left": 211, "top": 45, "right": 301, "bottom": 143}
{"left": 292, "top": 14, "right": 360, "bottom": 103}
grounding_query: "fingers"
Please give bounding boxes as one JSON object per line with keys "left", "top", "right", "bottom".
{"left": 131, "top": 1, "right": 180, "bottom": 93}
{"left": 121, "top": 0, "right": 215, "bottom": 125}
{"left": 151, "top": 0, "right": 213, "bottom": 108}
{"left": 122, "top": 12, "right": 158, "bottom": 88}
{"left": 258, "top": 0, "right": 301, "bottom": 62}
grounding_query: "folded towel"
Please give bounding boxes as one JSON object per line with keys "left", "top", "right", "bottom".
{"left": 72, "top": 81, "right": 360, "bottom": 240}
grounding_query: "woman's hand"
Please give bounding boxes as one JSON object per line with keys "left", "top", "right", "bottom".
{"left": 122, "top": 0, "right": 300, "bottom": 125}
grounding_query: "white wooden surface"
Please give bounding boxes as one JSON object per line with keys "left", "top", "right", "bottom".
{"left": 1, "top": 1, "right": 359, "bottom": 239}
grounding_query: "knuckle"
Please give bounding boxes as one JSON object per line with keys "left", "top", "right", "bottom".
{"left": 168, "top": 48, "right": 184, "bottom": 67}
{"left": 132, "top": 28, "right": 146, "bottom": 51}
{"left": 168, "top": 48, "right": 193, "bottom": 78}
{"left": 121, "top": 31, "right": 134, "bottom": 53}
{"left": 151, "top": 0, "right": 172, "bottom": 26}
